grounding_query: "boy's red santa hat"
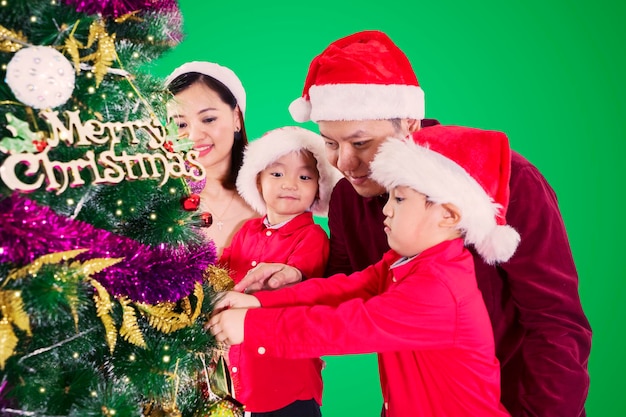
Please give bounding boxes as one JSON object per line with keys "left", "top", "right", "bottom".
{"left": 289, "top": 30, "right": 424, "bottom": 123}
{"left": 370, "top": 125, "right": 520, "bottom": 264}
{"left": 237, "top": 126, "right": 342, "bottom": 216}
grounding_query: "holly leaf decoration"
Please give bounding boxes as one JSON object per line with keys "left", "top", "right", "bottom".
{"left": 165, "top": 118, "right": 194, "bottom": 153}
{"left": 0, "top": 113, "right": 44, "bottom": 154}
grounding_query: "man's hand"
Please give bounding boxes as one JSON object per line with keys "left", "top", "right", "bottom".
{"left": 213, "top": 291, "right": 261, "bottom": 313}
{"left": 233, "top": 262, "right": 303, "bottom": 293}
{"left": 207, "top": 308, "right": 248, "bottom": 346}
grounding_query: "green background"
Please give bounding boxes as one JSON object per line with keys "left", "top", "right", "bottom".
{"left": 151, "top": 1, "right": 625, "bottom": 415}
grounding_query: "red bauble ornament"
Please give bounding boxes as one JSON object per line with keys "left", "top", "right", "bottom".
{"left": 200, "top": 212, "right": 213, "bottom": 228}
{"left": 181, "top": 194, "right": 201, "bottom": 211}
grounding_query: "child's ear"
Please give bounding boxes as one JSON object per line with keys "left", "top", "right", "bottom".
{"left": 440, "top": 203, "right": 461, "bottom": 228}
{"left": 256, "top": 175, "right": 263, "bottom": 194}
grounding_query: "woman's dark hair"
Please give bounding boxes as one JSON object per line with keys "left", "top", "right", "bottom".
{"left": 167, "top": 72, "right": 248, "bottom": 190}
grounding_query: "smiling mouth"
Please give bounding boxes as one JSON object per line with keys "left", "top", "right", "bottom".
{"left": 195, "top": 144, "right": 214, "bottom": 156}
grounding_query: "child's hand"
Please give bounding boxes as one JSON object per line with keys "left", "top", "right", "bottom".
{"left": 213, "top": 291, "right": 261, "bottom": 313}
{"left": 207, "top": 308, "right": 247, "bottom": 346}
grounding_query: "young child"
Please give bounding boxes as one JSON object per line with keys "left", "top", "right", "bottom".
{"left": 209, "top": 125, "right": 520, "bottom": 417}
{"left": 219, "top": 126, "right": 341, "bottom": 416}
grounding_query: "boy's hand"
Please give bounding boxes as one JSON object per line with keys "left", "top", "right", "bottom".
{"left": 213, "top": 291, "right": 261, "bottom": 313}
{"left": 207, "top": 308, "right": 247, "bottom": 346}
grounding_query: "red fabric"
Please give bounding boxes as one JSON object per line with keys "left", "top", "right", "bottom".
{"left": 219, "top": 211, "right": 328, "bottom": 412}
{"left": 299, "top": 30, "right": 419, "bottom": 100}
{"left": 325, "top": 136, "right": 592, "bottom": 416}
{"left": 409, "top": 125, "right": 512, "bottom": 223}
{"left": 249, "top": 239, "right": 510, "bottom": 417}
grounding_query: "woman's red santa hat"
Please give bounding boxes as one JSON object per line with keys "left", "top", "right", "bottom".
{"left": 289, "top": 30, "right": 424, "bottom": 122}
{"left": 370, "top": 125, "right": 521, "bottom": 264}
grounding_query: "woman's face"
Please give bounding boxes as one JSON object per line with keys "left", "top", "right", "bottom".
{"left": 167, "top": 81, "right": 241, "bottom": 171}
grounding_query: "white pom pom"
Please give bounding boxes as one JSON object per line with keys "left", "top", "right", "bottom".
{"left": 288, "top": 97, "right": 312, "bottom": 122}
{"left": 475, "top": 225, "right": 521, "bottom": 265}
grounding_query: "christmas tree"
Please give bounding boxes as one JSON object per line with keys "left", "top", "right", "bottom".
{"left": 0, "top": 1, "right": 240, "bottom": 415}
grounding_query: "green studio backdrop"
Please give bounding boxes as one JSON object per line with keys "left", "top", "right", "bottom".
{"left": 151, "top": 1, "right": 625, "bottom": 415}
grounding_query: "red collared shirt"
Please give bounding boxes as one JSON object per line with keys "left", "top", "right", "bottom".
{"left": 220, "top": 211, "right": 328, "bottom": 412}
{"left": 247, "top": 239, "right": 511, "bottom": 417}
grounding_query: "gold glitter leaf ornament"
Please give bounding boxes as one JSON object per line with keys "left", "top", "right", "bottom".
{"left": 0, "top": 289, "right": 32, "bottom": 336}
{"left": 82, "top": 20, "right": 117, "bottom": 87}
{"left": 138, "top": 302, "right": 192, "bottom": 334}
{"left": 204, "top": 266, "right": 235, "bottom": 292}
{"left": 90, "top": 279, "right": 117, "bottom": 353}
{"left": 64, "top": 31, "right": 84, "bottom": 73}
{"left": 4, "top": 249, "right": 88, "bottom": 284}
{"left": 119, "top": 297, "right": 147, "bottom": 348}
{"left": 0, "top": 317, "right": 19, "bottom": 369}
{"left": 0, "top": 24, "right": 27, "bottom": 53}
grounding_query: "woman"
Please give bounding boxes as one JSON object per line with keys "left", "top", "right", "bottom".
{"left": 166, "top": 61, "right": 259, "bottom": 257}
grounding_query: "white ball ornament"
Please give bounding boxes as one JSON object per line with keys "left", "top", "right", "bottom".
{"left": 5, "top": 46, "right": 76, "bottom": 109}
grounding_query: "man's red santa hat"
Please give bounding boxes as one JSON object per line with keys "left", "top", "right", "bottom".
{"left": 289, "top": 30, "right": 424, "bottom": 123}
{"left": 370, "top": 125, "right": 520, "bottom": 264}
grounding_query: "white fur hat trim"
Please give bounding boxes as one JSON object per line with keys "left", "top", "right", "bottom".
{"left": 236, "top": 126, "right": 342, "bottom": 216}
{"left": 165, "top": 61, "right": 246, "bottom": 117}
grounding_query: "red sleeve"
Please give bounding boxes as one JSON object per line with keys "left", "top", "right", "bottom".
{"left": 255, "top": 254, "right": 393, "bottom": 308}
{"left": 502, "top": 160, "right": 591, "bottom": 417}
{"left": 285, "top": 225, "right": 329, "bottom": 279}
{"left": 245, "top": 265, "right": 458, "bottom": 358}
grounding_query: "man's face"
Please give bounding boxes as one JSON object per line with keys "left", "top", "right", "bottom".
{"left": 318, "top": 119, "right": 411, "bottom": 198}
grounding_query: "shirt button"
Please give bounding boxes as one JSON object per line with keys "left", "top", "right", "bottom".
{"left": 231, "top": 367, "right": 238, "bottom": 373}
{"left": 251, "top": 260, "right": 257, "bottom": 267}
{"left": 257, "top": 346, "right": 266, "bottom": 355}
{"left": 392, "top": 277, "right": 397, "bottom": 283}
{"left": 384, "top": 402, "right": 389, "bottom": 410}
{"left": 265, "top": 230, "right": 272, "bottom": 236}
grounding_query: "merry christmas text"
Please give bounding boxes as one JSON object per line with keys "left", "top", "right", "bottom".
{"left": 0, "top": 110, "right": 205, "bottom": 194}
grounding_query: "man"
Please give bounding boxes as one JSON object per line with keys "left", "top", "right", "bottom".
{"left": 235, "top": 30, "right": 591, "bottom": 417}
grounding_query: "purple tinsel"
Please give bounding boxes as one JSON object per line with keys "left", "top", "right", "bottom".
{"left": 0, "top": 194, "right": 216, "bottom": 304}
{"left": 62, "top": 0, "right": 180, "bottom": 18}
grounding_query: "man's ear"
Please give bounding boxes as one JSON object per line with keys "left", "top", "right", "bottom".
{"left": 407, "top": 118, "right": 421, "bottom": 133}
{"left": 440, "top": 203, "right": 462, "bottom": 228}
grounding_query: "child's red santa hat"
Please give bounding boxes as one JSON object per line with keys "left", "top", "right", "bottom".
{"left": 236, "top": 126, "right": 342, "bottom": 216}
{"left": 289, "top": 30, "right": 424, "bottom": 123}
{"left": 370, "top": 125, "right": 520, "bottom": 264}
